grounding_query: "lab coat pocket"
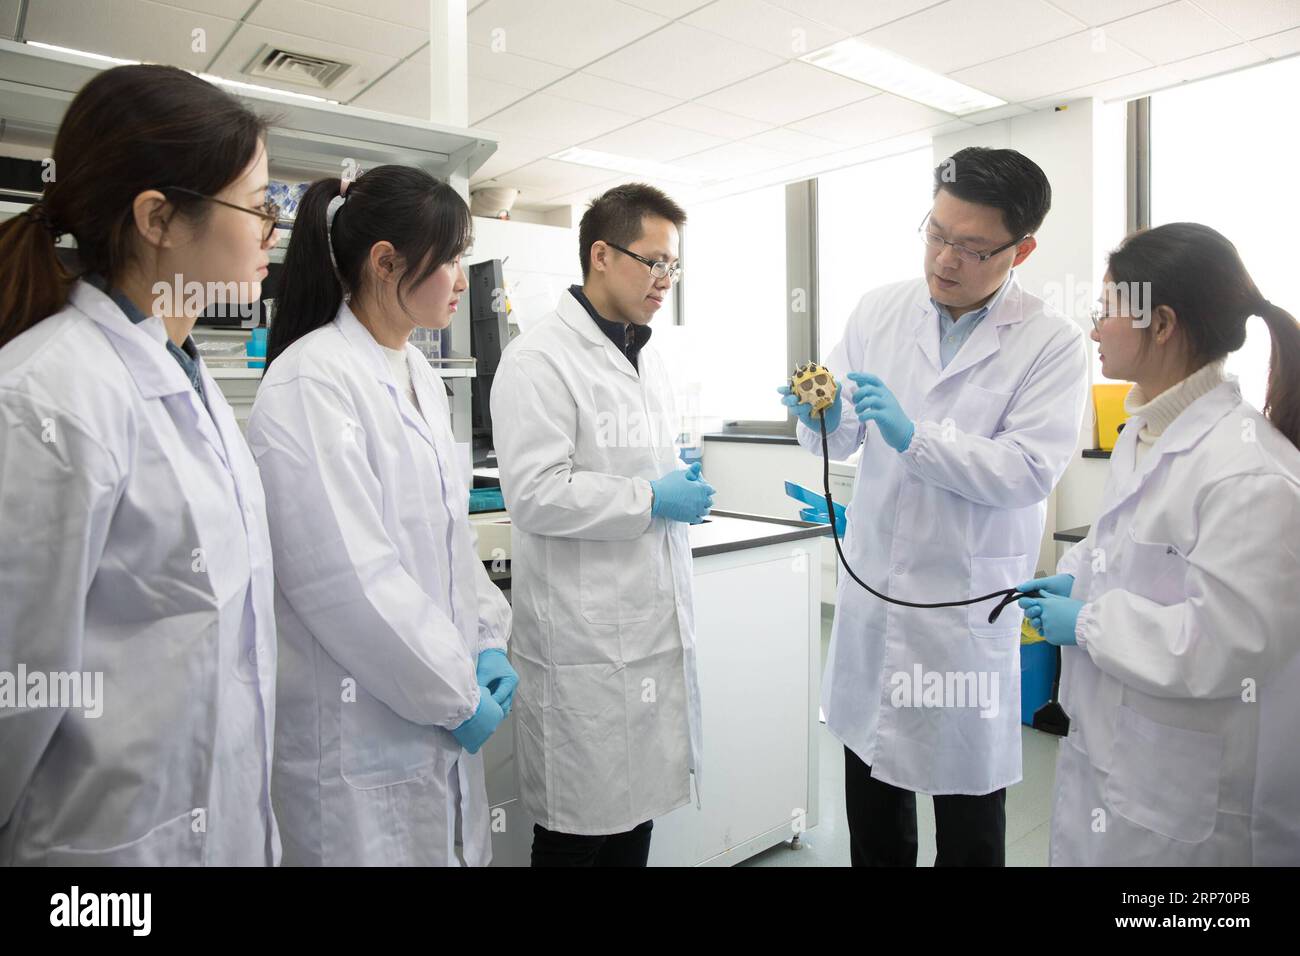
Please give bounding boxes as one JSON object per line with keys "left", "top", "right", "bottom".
{"left": 579, "top": 533, "right": 659, "bottom": 626}
{"left": 339, "top": 688, "right": 443, "bottom": 790}
{"left": 951, "top": 383, "right": 1014, "bottom": 438}
{"left": 1105, "top": 705, "right": 1222, "bottom": 843}
{"left": 1124, "top": 530, "right": 1188, "bottom": 606}
{"left": 968, "top": 554, "right": 1027, "bottom": 638}
{"left": 45, "top": 810, "right": 203, "bottom": 866}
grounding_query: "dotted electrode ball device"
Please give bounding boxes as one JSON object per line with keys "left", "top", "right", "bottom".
{"left": 789, "top": 362, "right": 839, "bottom": 419}
{"left": 793, "top": 360, "right": 1035, "bottom": 625}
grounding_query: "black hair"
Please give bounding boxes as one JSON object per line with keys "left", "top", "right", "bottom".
{"left": 1107, "top": 222, "right": 1300, "bottom": 449}
{"left": 932, "top": 146, "right": 1052, "bottom": 239}
{"left": 578, "top": 182, "right": 686, "bottom": 280}
{"left": 267, "top": 165, "right": 472, "bottom": 367}
{"left": 0, "top": 64, "right": 268, "bottom": 347}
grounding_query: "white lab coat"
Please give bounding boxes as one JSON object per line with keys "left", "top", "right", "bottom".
{"left": 802, "top": 276, "right": 1088, "bottom": 794}
{"left": 246, "top": 304, "right": 510, "bottom": 867}
{"left": 1050, "top": 379, "right": 1300, "bottom": 865}
{"left": 0, "top": 279, "right": 279, "bottom": 865}
{"left": 490, "top": 289, "right": 702, "bottom": 836}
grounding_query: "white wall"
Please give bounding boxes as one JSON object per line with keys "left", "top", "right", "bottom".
{"left": 467, "top": 214, "right": 580, "bottom": 334}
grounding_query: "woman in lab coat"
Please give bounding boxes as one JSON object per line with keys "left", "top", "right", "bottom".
{"left": 248, "top": 165, "right": 513, "bottom": 866}
{"left": 1019, "top": 222, "right": 1300, "bottom": 865}
{"left": 0, "top": 65, "right": 280, "bottom": 864}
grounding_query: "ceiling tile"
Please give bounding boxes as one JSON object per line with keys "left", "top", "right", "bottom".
{"left": 545, "top": 71, "right": 683, "bottom": 117}
{"left": 499, "top": 158, "right": 627, "bottom": 200}
{"left": 951, "top": 29, "right": 1152, "bottom": 102}
{"left": 743, "top": 126, "right": 842, "bottom": 157}
{"left": 154, "top": 0, "right": 256, "bottom": 16}
{"left": 1252, "top": 25, "right": 1300, "bottom": 56}
{"left": 1162, "top": 42, "right": 1268, "bottom": 80}
{"left": 682, "top": 0, "right": 848, "bottom": 59}
{"left": 305, "top": 0, "right": 431, "bottom": 30}
{"left": 961, "top": 103, "right": 1032, "bottom": 124}
{"left": 1023, "top": 65, "right": 1181, "bottom": 107}
{"left": 350, "top": 47, "right": 430, "bottom": 118}
{"left": 24, "top": 0, "right": 238, "bottom": 71}
{"left": 674, "top": 139, "right": 795, "bottom": 177}
{"left": 651, "top": 101, "right": 774, "bottom": 138}
{"left": 1100, "top": 0, "right": 1240, "bottom": 63}
{"left": 1043, "top": 0, "right": 1171, "bottom": 26}
{"left": 467, "top": 43, "right": 570, "bottom": 90}
{"left": 468, "top": 0, "right": 669, "bottom": 69}
{"left": 787, "top": 92, "right": 954, "bottom": 145}
{"left": 470, "top": 130, "right": 567, "bottom": 182}
{"left": 694, "top": 60, "right": 877, "bottom": 125}
{"left": 0, "top": 0, "right": 21, "bottom": 39}
{"left": 863, "top": 0, "right": 1086, "bottom": 74}
{"left": 469, "top": 75, "right": 535, "bottom": 123}
{"left": 1192, "top": 0, "right": 1300, "bottom": 39}
{"left": 474, "top": 91, "right": 639, "bottom": 142}
{"left": 206, "top": 22, "right": 399, "bottom": 101}
{"left": 584, "top": 21, "right": 785, "bottom": 99}
{"left": 580, "top": 118, "right": 728, "bottom": 161}
{"left": 766, "top": 0, "right": 943, "bottom": 34}
{"left": 247, "top": 0, "right": 426, "bottom": 60}
{"left": 619, "top": 0, "right": 713, "bottom": 17}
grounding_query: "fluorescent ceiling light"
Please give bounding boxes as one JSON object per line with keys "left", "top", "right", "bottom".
{"left": 549, "top": 147, "right": 716, "bottom": 187}
{"left": 801, "top": 39, "right": 1005, "bottom": 116}
{"left": 24, "top": 41, "right": 338, "bottom": 104}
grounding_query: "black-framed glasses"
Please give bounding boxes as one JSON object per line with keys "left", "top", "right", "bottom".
{"left": 603, "top": 240, "right": 682, "bottom": 282}
{"left": 161, "top": 186, "right": 283, "bottom": 243}
{"left": 918, "top": 213, "right": 1026, "bottom": 264}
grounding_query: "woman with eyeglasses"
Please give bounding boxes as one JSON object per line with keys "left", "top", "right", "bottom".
{"left": 1018, "top": 222, "right": 1300, "bottom": 865}
{"left": 246, "top": 165, "right": 513, "bottom": 866}
{"left": 0, "top": 65, "right": 281, "bottom": 864}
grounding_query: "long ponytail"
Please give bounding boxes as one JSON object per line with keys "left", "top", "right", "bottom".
{"left": 1258, "top": 300, "right": 1300, "bottom": 449}
{"left": 0, "top": 208, "right": 73, "bottom": 347}
{"left": 266, "top": 177, "right": 345, "bottom": 368}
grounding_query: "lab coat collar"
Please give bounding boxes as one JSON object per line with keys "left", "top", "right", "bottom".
{"left": 72, "top": 279, "right": 197, "bottom": 401}
{"left": 911, "top": 271, "right": 1026, "bottom": 383}
{"left": 335, "top": 302, "right": 438, "bottom": 449}
{"left": 556, "top": 288, "right": 640, "bottom": 381}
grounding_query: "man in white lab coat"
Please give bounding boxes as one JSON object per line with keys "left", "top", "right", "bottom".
{"left": 492, "top": 184, "right": 713, "bottom": 866}
{"left": 782, "top": 147, "right": 1088, "bottom": 865}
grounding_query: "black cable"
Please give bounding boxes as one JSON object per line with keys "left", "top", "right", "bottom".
{"left": 817, "top": 414, "right": 1038, "bottom": 624}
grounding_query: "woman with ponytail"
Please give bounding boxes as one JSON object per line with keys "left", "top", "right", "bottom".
{"left": 0, "top": 65, "right": 281, "bottom": 864}
{"left": 1017, "top": 222, "right": 1300, "bottom": 865}
{"left": 247, "top": 165, "right": 513, "bottom": 866}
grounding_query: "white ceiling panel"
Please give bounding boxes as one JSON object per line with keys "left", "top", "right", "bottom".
{"left": 500, "top": 158, "right": 628, "bottom": 199}
{"left": 25, "top": 0, "right": 238, "bottom": 71}
{"left": 584, "top": 22, "right": 785, "bottom": 99}
{"left": 651, "top": 101, "right": 774, "bottom": 138}
{"left": 156, "top": 0, "right": 256, "bottom": 16}
{"left": 1252, "top": 25, "right": 1300, "bottom": 56}
{"left": 766, "top": 0, "right": 944, "bottom": 34}
{"left": 467, "top": 43, "right": 570, "bottom": 90}
{"left": 682, "top": 0, "right": 848, "bottom": 59}
{"left": 468, "top": 75, "right": 535, "bottom": 123}
{"left": 788, "top": 92, "right": 954, "bottom": 146}
{"left": 0, "top": 0, "right": 22, "bottom": 39}
{"left": 960, "top": 102, "right": 1032, "bottom": 124}
{"left": 304, "top": 0, "right": 432, "bottom": 30}
{"left": 1161, "top": 43, "right": 1268, "bottom": 81}
{"left": 863, "top": 0, "right": 1086, "bottom": 74}
{"left": 951, "top": 29, "right": 1152, "bottom": 102}
{"left": 470, "top": 130, "right": 568, "bottom": 182}
{"left": 1042, "top": 0, "right": 1172, "bottom": 27}
{"left": 1023, "top": 65, "right": 1180, "bottom": 107}
{"left": 467, "top": 0, "right": 669, "bottom": 69}
{"left": 619, "top": 0, "right": 713, "bottom": 17}
{"left": 694, "top": 60, "right": 876, "bottom": 125}
{"left": 350, "top": 46, "right": 430, "bottom": 117}
{"left": 1101, "top": 1, "right": 1240, "bottom": 63}
{"left": 247, "top": 0, "right": 426, "bottom": 59}
{"left": 475, "top": 91, "right": 638, "bottom": 142}
{"left": 545, "top": 72, "right": 683, "bottom": 117}
{"left": 1192, "top": 0, "right": 1300, "bottom": 40}
{"left": 580, "top": 118, "right": 728, "bottom": 160}
{"left": 743, "top": 126, "right": 842, "bottom": 157}
{"left": 674, "top": 139, "right": 794, "bottom": 176}
{"left": 207, "top": 22, "right": 398, "bottom": 100}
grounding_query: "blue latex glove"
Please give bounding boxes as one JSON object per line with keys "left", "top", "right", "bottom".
{"left": 847, "top": 373, "right": 915, "bottom": 453}
{"left": 1016, "top": 573, "right": 1076, "bottom": 598}
{"left": 650, "top": 461, "right": 715, "bottom": 524}
{"left": 777, "top": 383, "right": 843, "bottom": 433}
{"left": 451, "top": 689, "right": 505, "bottom": 754}
{"left": 1017, "top": 592, "right": 1084, "bottom": 646}
{"left": 476, "top": 648, "right": 518, "bottom": 717}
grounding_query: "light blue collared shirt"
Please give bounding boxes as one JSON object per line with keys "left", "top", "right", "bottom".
{"left": 932, "top": 272, "right": 1013, "bottom": 369}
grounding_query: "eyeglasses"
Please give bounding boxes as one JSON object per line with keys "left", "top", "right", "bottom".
{"left": 603, "top": 240, "right": 682, "bottom": 282}
{"left": 1088, "top": 305, "right": 1123, "bottom": 332}
{"left": 918, "top": 213, "right": 1026, "bottom": 264}
{"left": 161, "top": 186, "right": 283, "bottom": 243}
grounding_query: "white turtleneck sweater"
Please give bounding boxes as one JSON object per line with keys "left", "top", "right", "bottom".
{"left": 1123, "top": 359, "right": 1226, "bottom": 464}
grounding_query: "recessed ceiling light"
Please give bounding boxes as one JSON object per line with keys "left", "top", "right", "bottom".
{"left": 801, "top": 39, "right": 1005, "bottom": 116}
{"left": 26, "top": 40, "right": 137, "bottom": 66}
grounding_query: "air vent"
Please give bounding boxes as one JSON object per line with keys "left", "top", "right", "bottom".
{"left": 245, "top": 45, "right": 352, "bottom": 90}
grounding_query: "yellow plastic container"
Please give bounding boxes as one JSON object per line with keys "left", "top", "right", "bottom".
{"left": 1021, "top": 617, "right": 1044, "bottom": 645}
{"left": 1092, "top": 383, "right": 1133, "bottom": 451}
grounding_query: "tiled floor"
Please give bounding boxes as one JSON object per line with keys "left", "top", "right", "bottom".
{"left": 742, "top": 607, "right": 1060, "bottom": 867}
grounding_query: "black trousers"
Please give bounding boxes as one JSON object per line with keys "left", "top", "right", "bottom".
{"left": 530, "top": 820, "right": 654, "bottom": 867}
{"left": 843, "top": 746, "right": 1006, "bottom": 866}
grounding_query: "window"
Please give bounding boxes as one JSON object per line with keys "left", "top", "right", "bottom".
{"left": 816, "top": 147, "right": 934, "bottom": 355}
{"left": 1148, "top": 56, "right": 1300, "bottom": 411}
